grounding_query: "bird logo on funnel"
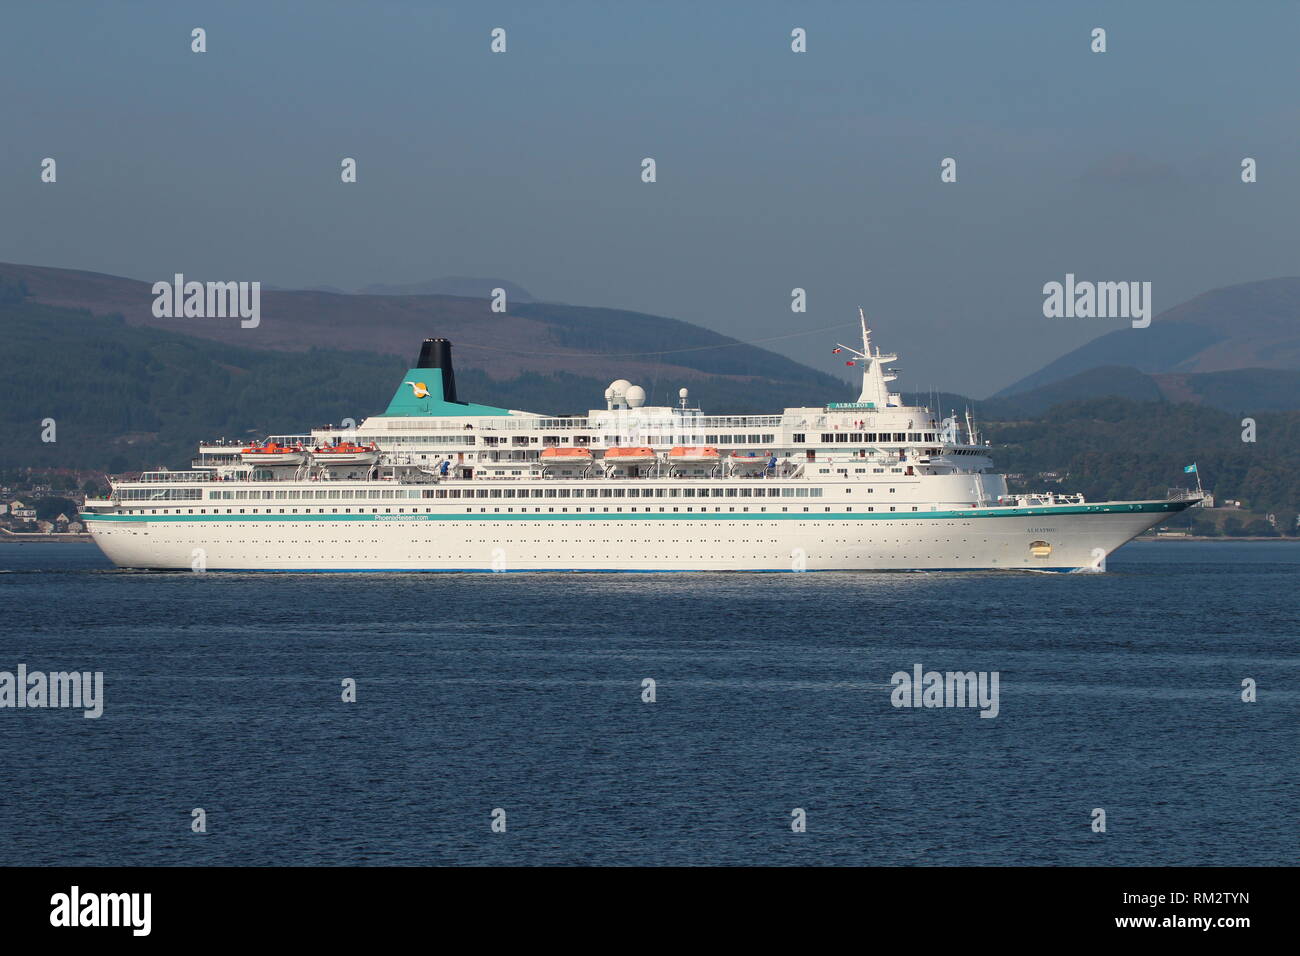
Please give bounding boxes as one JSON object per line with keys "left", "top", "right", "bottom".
{"left": 405, "top": 381, "right": 431, "bottom": 399}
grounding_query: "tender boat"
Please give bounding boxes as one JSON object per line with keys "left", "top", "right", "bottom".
{"left": 540, "top": 447, "right": 594, "bottom": 461}
{"left": 240, "top": 442, "right": 306, "bottom": 465}
{"left": 312, "top": 441, "right": 379, "bottom": 466}
{"left": 728, "top": 453, "right": 774, "bottom": 471}
{"left": 668, "top": 445, "right": 720, "bottom": 464}
{"left": 602, "top": 446, "right": 656, "bottom": 465}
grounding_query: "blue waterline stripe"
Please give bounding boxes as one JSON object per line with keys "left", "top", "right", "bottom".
{"left": 121, "top": 566, "right": 1074, "bottom": 574}
{"left": 81, "top": 501, "right": 1189, "bottom": 523}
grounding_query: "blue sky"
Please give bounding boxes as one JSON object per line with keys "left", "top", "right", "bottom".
{"left": 3, "top": 0, "right": 1298, "bottom": 395}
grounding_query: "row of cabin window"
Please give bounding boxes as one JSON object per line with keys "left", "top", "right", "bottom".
{"left": 360, "top": 433, "right": 936, "bottom": 449}
{"left": 480, "top": 434, "right": 781, "bottom": 447}
{"left": 819, "top": 432, "right": 936, "bottom": 443}
{"left": 462, "top": 505, "right": 916, "bottom": 513}
{"left": 124, "top": 503, "right": 916, "bottom": 515}
{"left": 139, "top": 485, "right": 922, "bottom": 505}
{"left": 130, "top": 487, "right": 843, "bottom": 510}
{"left": 207, "top": 488, "right": 420, "bottom": 500}
{"left": 138, "top": 483, "right": 918, "bottom": 505}
{"left": 410, "top": 433, "right": 938, "bottom": 447}
{"left": 429, "top": 487, "right": 827, "bottom": 498}
{"left": 355, "top": 435, "right": 473, "bottom": 445}
{"left": 119, "top": 488, "right": 203, "bottom": 500}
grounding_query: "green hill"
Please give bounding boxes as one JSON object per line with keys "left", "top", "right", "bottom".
{"left": 0, "top": 295, "right": 842, "bottom": 472}
{"left": 0, "top": 299, "right": 406, "bottom": 473}
{"left": 985, "top": 397, "right": 1300, "bottom": 515}
{"left": 0, "top": 261, "right": 851, "bottom": 406}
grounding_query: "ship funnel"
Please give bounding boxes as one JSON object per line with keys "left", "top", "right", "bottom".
{"left": 415, "top": 337, "right": 458, "bottom": 403}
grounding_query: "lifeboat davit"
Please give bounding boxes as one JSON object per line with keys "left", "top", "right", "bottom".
{"left": 602, "top": 446, "right": 656, "bottom": 465}
{"left": 240, "top": 442, "right": 306, "bottom": 465}
{"left": 668, "top": 445, "right": 720, "bottom": 464}
{"left": 313, "top": 442, "right": 379, "bottom": 466}
{"left": 540, "top": 447, "right": 594, "bottom": 462}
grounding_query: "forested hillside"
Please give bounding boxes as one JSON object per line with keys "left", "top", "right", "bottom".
{"left": 986, "top": 398, "right": 1299, "bottom": 514}
{"left": 0, "top": 296, "right": 837, "bottom": 471}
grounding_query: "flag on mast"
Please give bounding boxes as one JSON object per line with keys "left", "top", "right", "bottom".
{"left": 1184, "top": 463, "right": 1197, "bottom": 473}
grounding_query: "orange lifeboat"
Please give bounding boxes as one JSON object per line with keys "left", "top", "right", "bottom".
{"left": 602, "top": 446, "right": 656, "bottom": 465}
{"left": 729, "top": 452, "right": 774, "bottom": 471}
{"left": 312, "top": 442, "right": 379, "bottom": 466}
{"left": 668, "top": 446, "right": 720, "bottom": 465}
{"left": 240, "top": 442, "right": 306, "bottom": 465}
{"left": 540, "top": 447, "right": 594, "bottom": 461}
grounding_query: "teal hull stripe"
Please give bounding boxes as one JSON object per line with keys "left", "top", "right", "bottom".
{"left": 114, "top": 567, "right": 1077, "bottom": 574}
{"left": 82, "top": 501, "right": 1190, "bottom": 523}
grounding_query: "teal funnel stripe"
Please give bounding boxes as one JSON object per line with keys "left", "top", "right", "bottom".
{"left": 382, "top": 368, "right": 512, "bottom": 417}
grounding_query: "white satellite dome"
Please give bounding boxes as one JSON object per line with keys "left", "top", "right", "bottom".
{"left": 625, "top": 385, "right": 646, "bottom": 408}
{"left": 608, "top": 379, "right": 631, "bottom": 398}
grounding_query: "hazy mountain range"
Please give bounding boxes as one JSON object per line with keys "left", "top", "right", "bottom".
{"left": 0, "top": 262, "right": 838, "bottom": 403}
{"left": 266, "top": 277, "right": 537, "bottom": 302}
{"left": 991, "top": 277, "right": 1300, "bottom": 412}
{"left": 6, "top": 263, "right": 1300, "bottom": 415}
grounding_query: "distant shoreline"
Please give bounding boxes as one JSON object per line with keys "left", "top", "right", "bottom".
{"left": 0, "top": 532, "right": 93, "bottom": 544}
{"left": 1137, "top": 535, "right": 1298, "bottom": 543}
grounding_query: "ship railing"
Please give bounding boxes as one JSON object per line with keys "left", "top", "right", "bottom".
{"left": 199, "top": 435, "right": 312, "bottom": 447}
{"left": 549, "top": 468, "right": 788, "bottom": 480}
{"left": 379, "top": 418, "right": 593, "bottom": 432}
{"left": 996, "top": 492, "right": 1086, "bottom": 507}
{"left": 125, "top": 470, "right": 270, "bottom": 484}
{"left": 686, "top": 415, "right": 787, "bottom": 427}
{"left": 374, "top": 414, "right": 797, "bottom": 433}
{"left": 265, "top": 435, "right": 313, "bottom": 445}
{"left": 135, "top": 471, "right": 217, "bottom": 483}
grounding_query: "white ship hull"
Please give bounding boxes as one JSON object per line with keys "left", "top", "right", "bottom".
{"left": 84, "top": 500, "right": 1188, "bottom": 571}
{"left": 84, "top": 327, "right": 1205, "bottom": 573}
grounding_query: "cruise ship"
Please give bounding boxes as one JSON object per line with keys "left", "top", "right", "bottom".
{"left": 81, "top": 316, "right": 1196, "bottom": 571}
